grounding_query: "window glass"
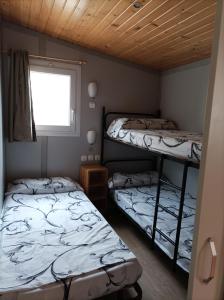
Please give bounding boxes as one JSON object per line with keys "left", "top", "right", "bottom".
{"left": 30, "top": 71, "right": 71, "bottom": 126}
{"left": 29, "top": 59, "right": 81, "bottom": 137}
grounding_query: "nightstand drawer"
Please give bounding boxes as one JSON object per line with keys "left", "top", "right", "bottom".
{"left": 89, "top": 171, "right": 107, "bottom": 186}
{"left": 88, "top": 186, "right": 107, "bottom": 198}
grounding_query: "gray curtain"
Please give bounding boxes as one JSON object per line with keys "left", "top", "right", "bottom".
{"left": 8, "top": 49, "right": 36, "bottom": 142}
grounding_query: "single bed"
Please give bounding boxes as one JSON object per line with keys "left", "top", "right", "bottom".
{"left": 0, "top": 177, "right": 142, "bottom": 300}
{"left": 111, "top": 184, "right": 196, "bottom": 273}
{"left": 107, "top": 118, "right": 202, "bottom": 163}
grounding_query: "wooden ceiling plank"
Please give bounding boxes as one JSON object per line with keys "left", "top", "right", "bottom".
{"left": 58, "top": 0, "right": 98, "bottom": 40}
{"left": 116, "top": 0, "right": 216, "bottom": 57}
{"left": 79, "top": 0, "right": 122, "bottom": 41}
{"left": 42, "top": 0, "right": 67, "bottom": 34}
{"left": 94, "top": 9, "right": 214, "bottom": 63}
{"left": 70, "top": 0, "right": 101, "bottom": 32}
{"left": 107, "top": 0, "right": 152, "bottom": 29}
{"left": 1, "top": 0, "right": 12, "bottom": 20}
{"left": 132, "top": 14, "right": 215, "bottom": 60}
{"left": 150, "top": 43, "right": 212, "bottom": 69}
{"left": 84, "top": 0, "right": 160, "bottom": 45}
{"left": 55, "top": 0, "right": 81, "bottom": 36}
{"left": 92, "top": 0, "right": 183, "bottom": 51}
{"left": 113, "top": 0, "right": 162, "bottom": 32}
{"left": 73, "top": 0, "right": 122, "bottom": 44}
{"left": 119, "top": 2, "right": 216, "bottom": 59}
{"left": 28, "top": 0, "right": 43, "bottom": 30}
{"left": 72, "top": 0, "right": 114, "bottom": 42}
{"left": 141, "top": 30, "right": 214, "bottom": 64}
{"left": 10, "top": 0, "right": 32, "bottom": 28}
{"left": 0, "top": 0, "right": 10, "bottom": 17}
{"left": 50, "top": 0, "right": 80, "bottom": 37}
{"left": 1, "top": 0, "right": 22, "bottom": 25}
{"left": 123, "top": 40, "right": 212, "bottom": 70}
{"left": 88, "top": 0, "right": 153, "bottom": 45}
{"left": 84, "top": 0, "right": 135, "bottom": 45}
{"left": 125, "top": 38, "right": 213, "bottom": 67}
{"left": 109, "top": 0, "right": 203, "bottom": 55}
{"left": 70, "top": 0, "right": 109, "bottom": 42}
{"left": 107, "top": 0, "right": 187, "bottom": 50}
{"left": 133, "top": 18, "right": 215, "bottom": 61}
{"left": 38, "top": 0, "right": 55, "bottom": 32}
{"left": 158, "top": 51, "right": 211, "bottom": 70}
{"left": 140, "top": 0, "right": 216, "bottom": 46}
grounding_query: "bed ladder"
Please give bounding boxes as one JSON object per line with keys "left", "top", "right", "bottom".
{"left": 151, "top": 155, "right": 189, "bottom": 269}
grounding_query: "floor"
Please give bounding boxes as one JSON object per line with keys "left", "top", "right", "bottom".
{"left": 103, "top": 209, "right": 187, "bottom": 300}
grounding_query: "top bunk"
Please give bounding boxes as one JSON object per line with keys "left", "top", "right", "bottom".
{"left": 101, "top": 107, "right": 202, "bottom": 168}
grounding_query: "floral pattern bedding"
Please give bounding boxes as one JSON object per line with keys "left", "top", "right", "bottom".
{"left": 107, "top": 118, "right": 202, "bottom": 162}
{"left": 112, "top": 185, "right": 196, "bottom": 272}
{"left": 0, "top": 187, "right": 141, "bottom": 295}
{"left": 6, "top": 177, "right": 83, "bottom": 195}
{"left": 108, "top": 171, "right": 158, "bottom": 189}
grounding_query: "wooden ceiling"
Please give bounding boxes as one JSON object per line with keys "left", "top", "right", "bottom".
{"left": 0, "top": 0, "right": 217, "bottom": 70}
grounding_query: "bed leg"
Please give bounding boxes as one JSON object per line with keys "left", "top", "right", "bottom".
{"left": 117, "top": 282, "right": 142, "bottom": 300}
{"left": 133, "top": 282, "right": 142, "bottom": 300}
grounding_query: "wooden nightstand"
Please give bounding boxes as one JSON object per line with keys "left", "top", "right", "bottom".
{"left": 80, "top": 164, "right": 108, "bottom": 213}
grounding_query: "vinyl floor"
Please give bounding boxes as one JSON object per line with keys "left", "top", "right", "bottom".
{"left": 102, "top": 210, "right": 188, "bottom": 300}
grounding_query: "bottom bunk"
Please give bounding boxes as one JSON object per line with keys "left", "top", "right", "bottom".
{"left": 109, "top": 180, "right": 196, "bottom": 273}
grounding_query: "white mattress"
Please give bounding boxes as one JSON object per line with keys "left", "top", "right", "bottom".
{"left": 107, "top": 118, "right": 202, "bottom": 162}
{"left": 112, "top": 185, "right": 196, "bottom": 272}
{"left": 1, "top": 260, "right": 140, "bottom": 300}
{"left": 0, "top": 191, "right": 142, "bottom": 299}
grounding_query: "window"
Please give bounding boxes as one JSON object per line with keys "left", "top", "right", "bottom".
{"left": 30, "top": 59, "right": 81, "bottom": 136}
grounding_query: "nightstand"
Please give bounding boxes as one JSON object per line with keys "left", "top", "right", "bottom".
{"left": 80, "top": 164, "right": 108, "bottom": 213}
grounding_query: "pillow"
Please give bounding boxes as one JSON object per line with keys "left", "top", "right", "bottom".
{"left": 122, "top": 118, "right": 178, "bottom": 130}
{"left": 108, "top": 171, "right": 158, "bottom": 189}
{"left": 6, "top": 177, "right": 83, "bottom": 195}
{"left": 107, "top": 118, "right": 128, "bottom": 138}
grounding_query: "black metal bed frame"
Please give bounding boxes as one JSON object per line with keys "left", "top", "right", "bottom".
{"left": 101, "top": 106, "right": 200, "bottom": 272}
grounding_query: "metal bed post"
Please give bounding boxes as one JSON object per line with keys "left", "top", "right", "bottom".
{"left": 173, "top": 161, "right": 189, "bottom": 269}
{"left": 151, "top": 155, "right": 164, "bottom": 247}
{"left": 101, "top": 106, "right": 106, "bottom": 165}
{"left": 151, "top": 156, "right": 190, "bottom": 269}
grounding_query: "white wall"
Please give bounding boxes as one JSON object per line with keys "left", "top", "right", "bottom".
{"left": 2, "top": 22, "right": 160, "bottom": 182}
{"left": 160, "top": 60, "right": 210, "bottom": 195}
{"left": 0, "top": 44, "right": 4, "bottom": 210}
{"left": 160, "top": 59, "right": 210, "bottom": 133}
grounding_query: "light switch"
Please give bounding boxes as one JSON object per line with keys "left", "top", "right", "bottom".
{"left": 88, "top": 154, "right": 94, "bottom": 161}
{"left": 89, "top": 101, "right": 95, "bottom": 109}
{"left": 95, "top": 154, "right": 100, "bottom": 161}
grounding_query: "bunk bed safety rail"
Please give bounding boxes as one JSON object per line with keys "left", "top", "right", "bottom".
{"left": 101, "top": 106, "right": 160, "bottom": 165}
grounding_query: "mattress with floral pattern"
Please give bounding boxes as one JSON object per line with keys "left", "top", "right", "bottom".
{"left": 112, "top": 184, "right": 196, "bottom": 272}
{"left": 107, "top": 118, "right": 202, "bottom": 162}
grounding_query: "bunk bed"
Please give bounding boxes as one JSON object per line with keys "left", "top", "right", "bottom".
{"left": 101, "top": 106, "right": 202, "bottom": 273}
{"left": 0, "top": 177, "right": 142, "bottom": 300}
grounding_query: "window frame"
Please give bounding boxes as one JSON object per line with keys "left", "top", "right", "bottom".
{"left": 29, "top": 58, "right": 81, "bottom": 137}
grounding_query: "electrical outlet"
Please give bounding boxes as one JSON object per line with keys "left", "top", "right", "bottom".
{"left": 88, "top": 154, "right": 94, "bottom": 161}
{"left": 95, "top": 154, "right": 100, "bottom": 161}
{"left": 81, "top": 155, "right": 87, "bottom": 162}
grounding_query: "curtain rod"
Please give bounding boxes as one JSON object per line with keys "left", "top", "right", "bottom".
{"left": 29, "top": 54, "right": 87, "bottom": 65}
{"left": 2, "top": 51, "right": 87, "bottom": 65}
